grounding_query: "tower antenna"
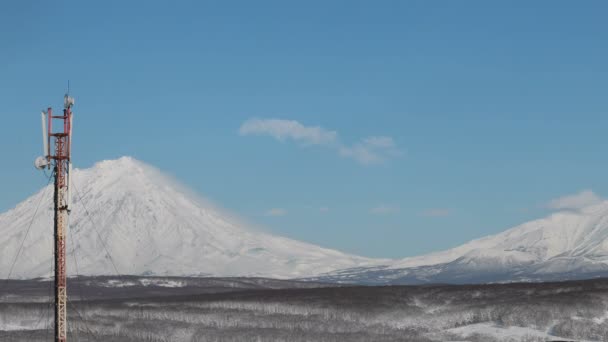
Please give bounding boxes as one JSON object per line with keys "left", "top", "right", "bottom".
{"left": 35, "top": 92, "right": 75, "bottom": 342}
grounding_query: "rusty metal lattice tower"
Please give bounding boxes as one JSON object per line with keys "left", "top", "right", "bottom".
{"left": 36, "top": 93, "right": 74, "bottom": 342}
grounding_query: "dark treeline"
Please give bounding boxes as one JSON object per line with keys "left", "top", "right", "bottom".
{"left": 1, "top": 276, "right": 608, "bottom": 341}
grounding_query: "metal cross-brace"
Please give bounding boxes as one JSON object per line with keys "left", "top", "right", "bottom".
{"left": 54, "top": 157, "right": 68, "bottom": 342}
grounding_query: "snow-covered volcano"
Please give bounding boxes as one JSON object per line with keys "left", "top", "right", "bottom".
{"left": 3, "top": 156, "right": 608, "bottom": 284}
{"left": 0, "top": 157, "right": 378, "bottom": 279}
{"left": 317, "top": 201, "right": 608, "bottom": 284}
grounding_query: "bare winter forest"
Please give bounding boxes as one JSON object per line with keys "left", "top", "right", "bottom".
{"left": 1, "top": 276, "right": 607, "bottom": 341}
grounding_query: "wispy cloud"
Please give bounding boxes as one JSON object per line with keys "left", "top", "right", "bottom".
{"left": 370, "top": 205, "right": 399, "bottom": 215}
{"left": 265, "top": 208, "right": 288, "bottom": 217}
{"left": 546, "top": 190, "right": 603, "bottom": 211}
{"left": 339, "top": 136, "right": 403, "bottom": 165}
{"left": 319, "top": 207, "right": 330, "bottom": 213}
{"left": 239, "top": 118, "right": 337, "bottom": 146}
{"left": 239, "top": 118, "right": 402, "bottom": 165}
{"left": 421, "top": 208, "right": 451, "bottom": 217}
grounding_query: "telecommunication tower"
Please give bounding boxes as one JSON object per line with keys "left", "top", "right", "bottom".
{"left": 35, "top": 93, "right": 75, "bottom": 342}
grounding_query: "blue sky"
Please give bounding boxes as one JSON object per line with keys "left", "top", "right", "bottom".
{"left": 1, "top": 1, "right": 607, "bottom": 258}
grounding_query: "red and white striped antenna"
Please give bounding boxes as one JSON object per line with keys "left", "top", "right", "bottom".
{"left": 35, "top": 90, "right": 74, "bottom": 342}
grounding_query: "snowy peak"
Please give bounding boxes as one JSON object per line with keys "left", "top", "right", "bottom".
{"left": 318, "top": 200, "right": 608, "bottom": 284}
{"left": 74, "top": 156, "right": 168, "bottom": 195}
{"left": 0, "top": 157, "right": 377, "bottom": 280}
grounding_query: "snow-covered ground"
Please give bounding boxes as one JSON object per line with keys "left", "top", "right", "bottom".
{"left": 447, "top": 323, "right": 583, "bottom": 342}
{"left": 2, "top": 277, "right": 607, "bottom": 342}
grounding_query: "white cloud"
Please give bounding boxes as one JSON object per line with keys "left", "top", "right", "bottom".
{"left": 546, "top": 190, "right": 603, "bottom": 211}
{"left": 370, "top": 205, "right": 399, "bottom": 215}
{"left": 239, "top": 118, "right": 402, "bottom": 165}
{"left": 319, "top": 207, "right": 330, "bottom": 213}
{"left": 239, "top": 118, "right": 337, "bottom": 146}
{"left": 265, "top": 208, "right": 287, "bottom": 217}
{"left": 421, "top": 208, "right": 450, "bottom": 217}
{"left": 339, "top": 136, "right": 403, "bottom": 165}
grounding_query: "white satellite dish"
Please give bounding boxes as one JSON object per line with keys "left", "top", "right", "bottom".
{"left": 34, "top": 156, "right": 49, "bottom": 170}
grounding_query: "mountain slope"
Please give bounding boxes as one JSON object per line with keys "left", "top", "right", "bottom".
{"left": 4, "top": 156, "right": 608, "bottom": 284}
{"left": 315, "top": 202, "right": 608, "bottom": 284}
{"left": 0, "top": 157, "right": 379, "bottom": 279}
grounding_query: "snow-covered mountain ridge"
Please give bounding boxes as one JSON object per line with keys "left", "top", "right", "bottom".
{"left": 2, "top": 156, "right": 608, "bottom": 284}
{"left": 0, "top": 157, "right": 380, "bottom": 279}
{"left": 316, "top": 201, "right": 608, "bottom": 284}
